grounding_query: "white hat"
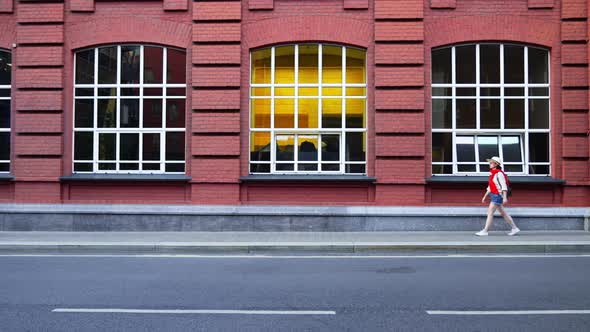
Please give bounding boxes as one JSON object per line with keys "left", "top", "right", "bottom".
{"left": 486, "top": 156, "right": 502, "bottom": 166}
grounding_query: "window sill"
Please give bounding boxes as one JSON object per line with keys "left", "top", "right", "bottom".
{"left": 426, "top": 176, "right": 566, "bottom": 185}
{"left": 240, "top": 174, "right": 376, "bottom": 183}
{"left": 60, "top": 174, "right": 192, "bottom": 182}
{"left": 0, "top": 174, "right": 14, "bottom": 181}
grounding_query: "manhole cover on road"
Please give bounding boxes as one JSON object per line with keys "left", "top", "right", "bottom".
{"left": 375, "top": 266, "right": 416, "bottom": 274}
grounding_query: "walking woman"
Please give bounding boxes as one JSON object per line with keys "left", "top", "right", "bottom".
{"left": 476, "top": 157, "right": 520, "bottom": 236}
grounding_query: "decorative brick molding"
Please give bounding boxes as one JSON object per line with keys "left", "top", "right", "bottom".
{"left": 248, "top": 0, "right": 273, "bottom": 10}
{"left": 430, "top": 0, "right": 456, "bottom": 9}
{"left": 0, "top": 0, "right": 13, "bottom": 13}
{"left": 528, "top": 0, "right": 554, "bottom": 8}
{"left": 343, "top": 0, "right": 369, "bottom": 10}
{"left": 70, "top": 0, "right": 94, "bottom": 12}
{"left": 164, "top": 0, "right": 188, "bottom": 11}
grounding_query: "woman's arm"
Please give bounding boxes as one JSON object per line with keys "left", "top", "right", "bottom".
{"left": 498, "top": 173, "right": 509, "bottom": 204}
{"left": 482, "top": 189, "right": 490, "bottom": 203}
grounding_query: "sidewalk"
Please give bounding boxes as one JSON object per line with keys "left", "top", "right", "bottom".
{"left": 1, "top": 231, "right": 589, "bottom": 254}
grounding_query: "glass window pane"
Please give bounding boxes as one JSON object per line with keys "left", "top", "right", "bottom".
{"left": 505, "top": 87, "right": 524, "bottom": 96}
{"left": 120, "top": 163, "right": 139, "bottom": 171}
{"left": 501, "top": 136, "right": 522, "bottom": 163}
{"left": 98, "top": 46, "right": 117, "bottom": 84}
{"left": 97, "top": 99, "right": 116, "bottom": 128}
{"left": 346, "top": 164, "right": 365, "bottom": 174}
{"left": 458, "top": 165, "right": 477, "bottom": 172}
{"left": 121, "top": 45, "right": 140, "bottom": 84}
{"left": 298, "top": 164, "right": 317, "bottom": 171}
{"left": 99, "top": 133, "right": 115, "bottom": 161}
{"left": 321, "top": 98, "right": 342, "bottom": 128}
{"left": 529, "top": 99, "right": 549, "bottom": 129}
{"left": 121, "top": 88, "right": 140, "bottom": 96}
{"left": 528, "top": 47, "right": 548, "bottom": 84}
{"left": 120, "top": 133, "right": 139, "bottom": 161}
{"left": 322, "top": 45, "right": 342, "bottom": 84}
{"left": 75, "top": 49, "right": 94, "bottom": 84}
{"left": 251, "top": 87, "right": 271, "bottom": 97}
{"left": 299, "top": 44, "right": 318, "bottom": 84}
{"left": 98, "top": 88, "right": 116, "bottom": 96}
{"left": 167, "top": 88, "right": 185, "bottom": 97}
{"left": 276, "top": 134, "right": 294, "bottom": 161}
{"left": 143, "top": 99, "right": 162, "bottom": 128}
{"left": 432, "top": 133, "right": 452, "bottom": 162}
{"left": 529, "top": 87, "right": 549, "bottom": 97}
{"left": 432, "top": 164, "right": 452, "bottom": 174}
{"left": 456, "top": 99, "right": 476, "bottom": 129}
{"left": 167, "top": 48, "right": 186, "bottom": 84}
{"left": 144, "top": 88, "right": 163, "bottom": 96}
{"left": 274, "top": 45, "right": 295, "bottom": 84}
{"left": 345, "top": 99, "right": 365, "bottom": 128}
{"left": 504, "top": 45, "right": 524, "bottom": 83}
{"left": 322, "top": 164, "right": 340, "bottom": 172}
{"left": 299, "top": 87, "right": 318, "bottom": 96}
{"left": 504, "top": 165, "right": 522, "bottom": 173}
{"left": 74, "top": 163, "right": 93, "bottom": 172}
{"left": 505, "top": 99, "right": 524, "bottom": 129}
{"left": 0, "top": 100, "right": 10, "bottom": 128}
{"left": 251, "top": 48, "right": 271, "bottom": 84}
{"left": 74, "top": 99, "right": 93, "bottom": 128}
{"left": 456, "top": 45, "right": 476, "bottom": 83}
{"left": 322, "top": 134, "right": 340, "bottom": 162}
{"left": 529, "top": 133, "right": 549, "bottom": 162}
{"left": 165, "top": 132, "right": 185, "bottom": 161}
{"left": 76, "top": 88, "right": 93, "bottom": 96}
{"left": 142, "top": 133, "right": 160, "bottom": 161}
{"left": 481, "top": 88, "right": 500, "bottom": 96}
{"left": 432, "top": 87, "right": 451, "bottom": 96}
{"left": 251, "top": 132, "right": 270, "bottom": 162}
{"left": 529, "top": 164, "right": 549, "bottom": 175}
{"left": 480, "top": 99, "right": 500, "bottom": 129}
{"left": 0, "top": 51, "right": 11, "bottom": 85}
{"left": 477, "top": 136, "right": 499, "bottom": 162}
{"left": 480, "top": 44, "right": 500, "bottom": 83}
{"left": 276, "top": 164, "right": 294, "bottom": 171}
{"left": 432, "top": 48, "right": 451, "bottom": 84}
{"left": 298, "top": 135, "right": 318, "bottom": 162}
{"left": 120, "top": 99, "right": 140, "bottom": 128}
{"left": 322, "top": 87, "right": 341, "bottom": 96}
{"left": 456, "top": 88, "right": 476, "bottom": 96}
{"left": 432, "top": 99, "right": 452, "bottom": 129}
{"left": 345, "top": 132, "right": 365, "bottom": 161}
{"left": 0, "top": 132, "right": 10, "bottom": 160}
{"left": 166, "top": 99, "right": 185, "bottom": 128}
{"left": 275, "top": 87, "right": 295, "bottom": 97}
{"left": 456, "top": 136, "right": 475, "bottom": 162}
{"left": 250, "top": 163, "right": 270, "bottom": 173}
{"left": 74, "top": 132, "right": 93, "bottom": 160}
{"left": 298, "top": 98, "right": 318, "bottom": 128}
{"left": 251, "top": 99, "right": 271, "bottom": 128}
{"left": 346, "top": 47, "right": 366, "bottom": 84}
{"left": 274, "top": 98, "right": 294, "bottom": 128}
{"left": 144, "top": 46, "right": 163, "bottom": 84}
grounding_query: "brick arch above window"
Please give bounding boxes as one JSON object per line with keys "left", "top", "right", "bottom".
{"left": 67, "top": 17, "right": 191, "bottom": 51}
{"left": 426, "top": 16, "right": 558, "bottom": 50}
{"left": 243, "top": 16, "right": 372, "bottom": 50}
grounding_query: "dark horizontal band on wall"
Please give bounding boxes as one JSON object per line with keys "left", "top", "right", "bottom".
{"left": 426, "top": 176, "right": 566, "bottom": 185}
{"left": 60, "top": 174, "right": 192, "bottom": 182}
{"left": 240, "top": 175, "right": 377, "bottom": 183}
{"left": 0, "top": 174, "right": 15, "bottom": 181}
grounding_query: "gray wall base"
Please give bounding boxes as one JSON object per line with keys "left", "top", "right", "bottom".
{"left": 0, "top": 204, "right": 588, "bottom": 232}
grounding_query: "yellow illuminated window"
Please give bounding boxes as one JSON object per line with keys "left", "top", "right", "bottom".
{"left": 250, "top": 44, "right": 366, "bottom": 174}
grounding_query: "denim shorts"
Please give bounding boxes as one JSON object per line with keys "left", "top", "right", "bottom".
{"left": 490, "top": 193, "right": 503, "bottom": 205}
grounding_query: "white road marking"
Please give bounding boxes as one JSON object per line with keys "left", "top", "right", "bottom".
{"left": 1, "top": 254, "right": 590, "bottom": 258}
{"left": 427, "top": 310, "right": 590, "bottom": 315}
{"left": 52, "top": 308, "right": 336, "bottom": 315}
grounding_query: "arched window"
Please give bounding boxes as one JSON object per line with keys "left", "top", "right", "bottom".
{"left": 0, "top": 49, "right": 11, "bottom": 173}
{"left": 73, "top": 45, "right": 186, "bottom": 174}
{"left": 250, "top": 44, "right": 367, "bottom": 174}
{"left": 431, "top": 43, "right": 550, "bottom": 175}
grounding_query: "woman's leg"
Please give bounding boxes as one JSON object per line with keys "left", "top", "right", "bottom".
{"left": 496, "top": 205, "right": 517, "bottom": 229}
{"left": 483, "top": 202, "right": 497, "bottom": 231}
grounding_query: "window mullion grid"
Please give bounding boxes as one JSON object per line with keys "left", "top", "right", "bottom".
{"left": 341, "top": 46, "right": 346, "bottom": 174}
{"left": 451, "top": 46, "right": 457, "bottom": 174}
{"left": 270, "top": 46, "right": 276, "bottom": 173}
{"left": 524, "top": 46, "right": 530, "bottom": 175}
{"left": 93, "top": 48, "right": 99, "bottom": 172}
{"left": 161, "top": 47, "right": 168, "bottom": 173}
{"left": 139, "top": 45, "right": 144, "bottom": 171}
{"left": 294, "top": 45, "right": 299, "bottom": 129}
{"left": 475, "top": 44, "right": 480, "bottom": 131}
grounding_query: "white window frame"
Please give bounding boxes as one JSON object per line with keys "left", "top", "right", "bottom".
{"left": 249, "top": 44, "right": 367, "bottom": 174}
{"left": 73, "top": 44, "right": 187, "bottom": 174}
{"left": 0, "top": 49, "right": 11, "bottom": 173}
{"left": 431, "top": 43, "right": 551, "bottom": 176}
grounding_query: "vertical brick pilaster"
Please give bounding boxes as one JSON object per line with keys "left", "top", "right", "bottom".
{"left": 14, "top": 1, "right": 65, "bottom": 190}
{"left": 191, "top": 1, "right": 242, "bottom": 188}
{"left": 374, "top": 0, "right": 426, "bottom": 185}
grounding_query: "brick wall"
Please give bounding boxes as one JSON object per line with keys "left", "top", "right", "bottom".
{"left": 0, "top": 0, "right": 587, "bottom": 206}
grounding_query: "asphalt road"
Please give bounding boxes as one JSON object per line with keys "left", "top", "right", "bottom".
{"left": 1, "top": 254, "right": 590, "bottom": 332}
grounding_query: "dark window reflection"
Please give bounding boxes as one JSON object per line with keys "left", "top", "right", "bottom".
{"left": 504, "top": 45, "right": 524, "bottom": 83}
{"left": 165, "top": 132, "right": 185, "bottom": 161}
{"left": 0, "top": 100, "right": 10, "bottom": 128}
{"left": 432, "top": 48, "right": 451, "bottom": 84}
{"left": 99, "top": 133, "right": 116, "bottom": 160}
{"left": 97, "top": 99, "right": 116, "bottom": 128}
{"left": 432, "top": 133, "right": 452, "bottom": 163}
{"left": 321, "top": 134, "right": 340, "bottom": 162}
{"left": 432, "top": 99, "right": 452, "bottom": 129}
{"left": 529, "top": 133, "right": 549, "bottom": 162}
{"left": 345, "top": 132, "right": 365, "bottom": 161}
{"left": 456, "top": 45, "right": 476, "bottom": 83}
{"left": 528, "top": 47, "right": 548, "bottom": 84}
{"left": 98, "top": 46, "right": 117, "bottom": 84}
{"left": 76, "top": 49, "right": 94, "bottom": 84}
{"left": 143, "top": 99, "right": 163, "bottom": 128}
{"left": 477, "top": 136, "right": 499, "bottom": 162}
{"left": 502, "top": 136, "right": 522, "bottom": 162}
{"left": 456, "top": 99, "right": 476, "bottom": 129}
{"left": 74, "top": 132, "right": 93, "bottom": 160}
{"left": 167, "top": 48, "right": 186, "bottom": 84}
{"left": 456, "top": 136, "right": 475, "bottom": 162}
{"left": 166, "top": 99, "right": 185, "bottom": 128}
{"left": 0, "top": 132, "right": 9, "bottom": 160}
{"left": 120, "top": 99, "right": 140, "bottom": 128}
{"left": 75, "top": 99, "right": 94, "bottom": 128}
{"left": 144, "top": 46, "right": 163, "bottom": 84}
{"left": 480, "top": 44, "right": 500, "bottom": 83}
{"left": 143, "top": 133, "right": 160, "bottom": 161}
{"left": 0, "top": 51, "right": 11, "bottom": 85}
{"left": 121, "top": 46, "right": 140, "bottom": 84}
{"left": 120, "top": 133, "right": 139, "bottom": 160}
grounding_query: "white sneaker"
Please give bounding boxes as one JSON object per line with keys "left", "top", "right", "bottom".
{"left": 475, "top": 230, "right": 489, "bottom": 236}
{"left": 508, "top": 228, "right": 520, "bottom": 236}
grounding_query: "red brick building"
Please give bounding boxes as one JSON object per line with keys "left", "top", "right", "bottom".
{"left": 0, "top": 0, "right": 588, "bottom": 207}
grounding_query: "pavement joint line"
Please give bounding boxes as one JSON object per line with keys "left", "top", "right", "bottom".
{"left": 426, "top": 310, "right": 590, "bottom": 315}
{"left": 51, "top": 308, "right": 337, "bottom": 315}
{"left": 2, "top": 254, "right": 590, "bottom": 258}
